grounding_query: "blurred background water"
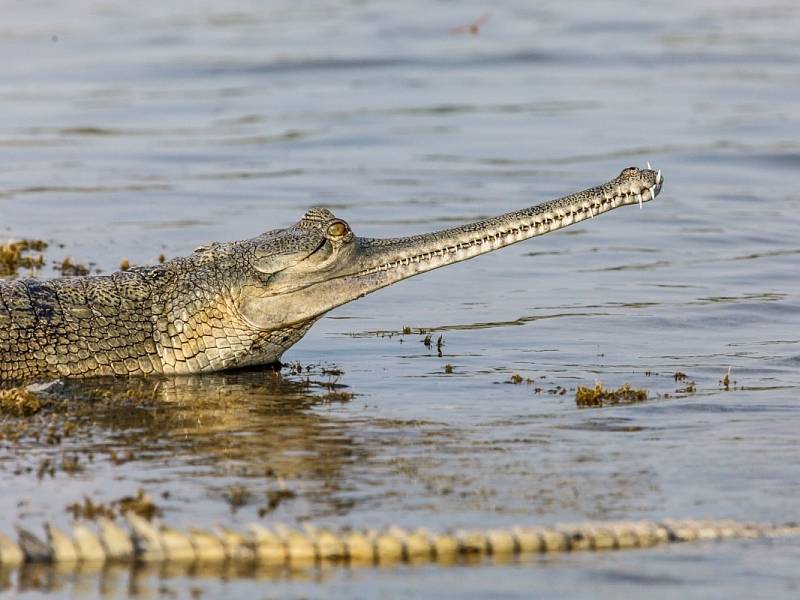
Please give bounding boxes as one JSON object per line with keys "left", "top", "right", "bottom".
{"left": 1, "top": 0, "right": 800, "bottom": 597}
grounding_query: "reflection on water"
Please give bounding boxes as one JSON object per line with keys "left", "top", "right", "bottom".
{"left": 57, "top": 371, "right": 358, "bottom": 482}
{"left": 3, "top": 557, "right": 333, "bottom": 598}
{"left": 2, "top": 369, "right": 365, "bottom": 529}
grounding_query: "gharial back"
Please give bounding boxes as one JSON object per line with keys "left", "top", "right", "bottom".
{"left": 0, "top": 270, "right": 163, "bottom": 381}
{"left": 0, "top": 260, "right": 313, "bottom": 383}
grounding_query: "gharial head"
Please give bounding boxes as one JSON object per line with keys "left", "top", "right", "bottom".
{"left": 222, "top": 166, "right": 663, "bottom": 340}
{"left": 245, "top": 206, "right": 359, "bottom": 291}
{"left": 230, "top": 206, "right": 360, "bottom": 332}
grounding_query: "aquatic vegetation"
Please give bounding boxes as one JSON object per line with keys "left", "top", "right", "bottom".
{"left": 0, "top": 387, "right": 42, "bottom": 416}
{"left": 0, "top": 239, "right": 47, "bottom": 277}
{"left": 259, "top": 488, "right": 297, "bottom": 516}
{"left": 112, "top": 489, "right": 162, "bottom": 521}
{"left": 66, "top": 496, "right": 117, "bottom": 521}
{"left": 0, "top": 239, "right": 96, "bottom": 278}
{"left": 575, "top": 382, "right": 647, "bottom": 408}
{"left": 66, "top": 489, "right": 162, "bottom": 522}
{"left": 319, "top": 390, "right": 353, "bottom": 402}
{"left": 721, "top": 367, "right": 733, "bottom": 391}
{"left": 224, "top": 485, "right": 251, "bottom": 512}
{"left": 507, "top": 373, "right": 537, "bottom": 385}
{"left": 56, "top": 256, "right": 90, "bottom": 277}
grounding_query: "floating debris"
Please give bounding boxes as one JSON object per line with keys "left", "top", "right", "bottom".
{"left": 575, "top": 383, "right": 647, "bottom": 408}
{"left": 674, "top": 371, "right": 688, "bottom": 382}
{"left": 444, "top": 364, "right": 454, "bottom": 374}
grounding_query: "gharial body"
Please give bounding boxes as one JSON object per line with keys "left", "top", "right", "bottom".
{"left": 0, "top": 167, "right": 663, "bottom": 382}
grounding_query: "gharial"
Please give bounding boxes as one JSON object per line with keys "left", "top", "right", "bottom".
{"left": 0, "top": 166, "right": 663, "bottom": 382}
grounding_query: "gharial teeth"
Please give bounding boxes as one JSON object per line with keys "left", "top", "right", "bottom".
{"left": 656, "top": 169, "right": 662, "bottom": 184}
{"left": 647, "top": 161, "right": 652, "bottom": 170}
{"left": 637, "top": 193, "right": 643, "bottom": 209}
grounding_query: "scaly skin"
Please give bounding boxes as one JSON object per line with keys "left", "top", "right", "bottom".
{"left": 0, "top": 167, "right": 663, "bottom": 383}
{"left": 0, "top": 516, "right": 796, "bottom": 571}
{"left": 0, "top": 258, "right": 318, "bottom": 380}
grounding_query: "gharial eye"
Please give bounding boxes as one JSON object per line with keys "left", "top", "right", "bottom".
{"left": 327, "top": 220, "right": 349, "bottom": 238}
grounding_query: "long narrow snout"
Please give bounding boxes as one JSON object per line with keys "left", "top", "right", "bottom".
{"left": 261, "top": 166, "right": 663, "bottom": 328}
{"left": 353, "top": 166, "right": 662, "bottom": 281}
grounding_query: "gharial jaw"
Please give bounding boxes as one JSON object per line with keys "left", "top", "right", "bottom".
{"left": 355, "top": 166, "right": 662, "bottom": 280}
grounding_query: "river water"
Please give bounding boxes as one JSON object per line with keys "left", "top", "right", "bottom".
{"left": 1, "top": 0, "right": 800, "bottom": 598}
